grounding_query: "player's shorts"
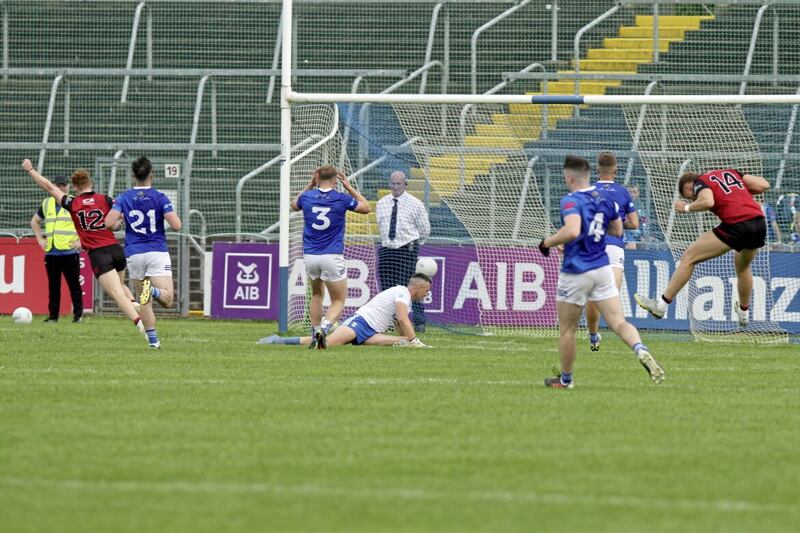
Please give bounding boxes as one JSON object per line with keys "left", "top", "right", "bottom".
{"left": 304, "top": 254, "right": 346, "bottom": 282}
{"left": 127, "top": 251, "right": 173, "bottom": 279}
{"left": 606, "top": 244, "right": 625, "bottom": 270}
{"left": 557, "top": 265, "right": 619, "bottom": 306}
{"left": 341, "top": 314, "right": 377, "bottom": 345}
{"left": 712, "top": 216, "right": 766, "bottom": 251}
{"left": 88, "top": 243, "right": 126, "bottom": 278}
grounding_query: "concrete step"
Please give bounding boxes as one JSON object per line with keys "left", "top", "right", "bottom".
{"left": 604, "top": 37, "right": 674, "bottom": 51}
{"left": 619, "top": 26, "right": 687, "bottom": 39}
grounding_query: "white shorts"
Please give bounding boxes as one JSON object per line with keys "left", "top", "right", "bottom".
{"left": 127, "top": 251, "right": 172, "bottom": 279}
{"left": 304, "top": 254, "right": 346, "bottom": 282}
{"left": 606, "top": 245, "right": 625, "bottom": 270}
{"left": 557, "top": 265, "right": 619, "bottom": 306}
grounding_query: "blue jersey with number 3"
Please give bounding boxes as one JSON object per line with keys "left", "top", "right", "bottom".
{"left": 297, "top": 188, "right": 357, "bottom": 255}
{"left": 112, "top": 187, "right": 174, "bottom": 256}
{"left": 559, "top": 187, "right": 619, "bottom": 274}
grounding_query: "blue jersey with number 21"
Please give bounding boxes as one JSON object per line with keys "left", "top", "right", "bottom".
{"left": 559, "top": 187, "right": 619, "bottom": 274}
{"left": 112, "top": 187, "right": 174, "bottom": 256}
{"left": 297, "top": 188, "right": 357, "bottom": 255}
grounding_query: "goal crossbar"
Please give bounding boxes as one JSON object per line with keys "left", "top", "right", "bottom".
{"left": 288, "top": 92, "right": 800, "bottom": 105}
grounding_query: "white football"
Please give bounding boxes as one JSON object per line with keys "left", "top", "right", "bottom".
{"left": 415, "top": 257, "right": 438, "bottom": 278}
{"left": 12, "top": 307, "right": 33, "bottom": 324}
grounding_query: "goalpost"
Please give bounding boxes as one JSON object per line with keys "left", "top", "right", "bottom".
{"left": 278, "top": 0, "right": 800, "bottom": 342}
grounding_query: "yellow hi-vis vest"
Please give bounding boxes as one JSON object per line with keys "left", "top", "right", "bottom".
{"left": 42, "top": 197, "right": 78, "bottom": 252}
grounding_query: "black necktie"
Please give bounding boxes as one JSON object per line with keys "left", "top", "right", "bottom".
{"left": 388, "top": 198, "right": 398, "bottom": 240}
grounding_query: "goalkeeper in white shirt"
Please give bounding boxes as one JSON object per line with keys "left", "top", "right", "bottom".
{"left": 260, "top": 274, "right": 432, "bottom": 348}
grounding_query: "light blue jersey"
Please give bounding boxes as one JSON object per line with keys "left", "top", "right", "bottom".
{"left": 112, "top": 187, "right": 174, "bottom": 256}
{"left": 297, "top": 188, "right": 357, "bottom": 255}
{"left": 560, "top": 187, "right": 620, "bottom": 274}
{"left": 594, "top": 180, "right": 636, "bottom": 248}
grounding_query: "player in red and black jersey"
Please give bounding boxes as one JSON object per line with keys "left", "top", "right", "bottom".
{"left": 24, "top": 159, "right": 148, "bottom": 340}
{"left": 635, "top": 168, "right": 770, "bottom": 327}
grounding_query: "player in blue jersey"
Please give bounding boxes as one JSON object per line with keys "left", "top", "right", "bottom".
{"left": 105, "top": 156, "right": 182, "bottom": 349}
{"left": 291, "top": 166, "right": 370, "bottom": 349}
{"left": 585, "top": 152, "right": 640, "bottom": 352}
{"left": 538, "top": 156, "right": 663, "bottom": 388}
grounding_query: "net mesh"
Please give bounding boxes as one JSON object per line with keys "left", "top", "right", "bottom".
{"left": 623, "top": 103, "right": 789, "bottom": 343}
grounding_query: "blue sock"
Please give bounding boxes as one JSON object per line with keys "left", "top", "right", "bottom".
{"left": 146, "top": 328, "right": 158, "bottom": 344}
{"left": 283, "top": 337, "right": 301, "bottom": 345}
{"left": 632, "top": 342, "right": 646, "bottom": 355}
{"left": 151, "top": 287, "right": 161, "bottom": 299}
{"left": 589, "top": 332, "right": 600, "bottom": 342}
{"left": 561, "top": 372, "right": 573, "bottom": 386}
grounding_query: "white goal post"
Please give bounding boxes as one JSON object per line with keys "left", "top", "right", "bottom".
{"left": 278, "top": 0, "right": 799, "bottom": 342}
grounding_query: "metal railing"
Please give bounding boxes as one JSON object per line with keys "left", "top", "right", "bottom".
{"left": 624, "top": 80, "right": 660, "bottom": 185}
{"left": 459, "top": 62, "right": 548, "bottom": 189}
{"left": 572, "top": 4, "right": 620, "bottom": 116}
{"left": 121, "top": 1, "right": 153, "bottom": 103}
{"left": 357, "top": 60, "right": 444, "bottom": 169}
{"left": 739, "top": 3, "right": 779, "bottom": 96}
{"left": 470, "top": 0, "right": 531, "bottom": 95}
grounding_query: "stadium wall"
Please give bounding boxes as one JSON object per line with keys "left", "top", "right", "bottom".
{"left": 209, "top": 242, "right": 800, "bottom": 334}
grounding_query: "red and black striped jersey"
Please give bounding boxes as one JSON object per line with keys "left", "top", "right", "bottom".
{"left": 61, "top": 192, "right": 119, "bottom": 250}
{"left": 693, "top": 169, "right": 764, "bottom": 224}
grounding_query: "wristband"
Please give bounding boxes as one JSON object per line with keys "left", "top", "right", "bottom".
{"left": 684, "top": 203, "right": 691, "bottom": 212}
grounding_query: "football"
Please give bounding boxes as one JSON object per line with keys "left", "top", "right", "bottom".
{"left": 12, "top": 307, "right": 33, "bottom": 324}
{"left": 415, "top": 257, "right": 438, "bottom": 278}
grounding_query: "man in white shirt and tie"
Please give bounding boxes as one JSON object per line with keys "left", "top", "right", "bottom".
{"left": 376, "top": 171, "right": 431, "bottom": 332}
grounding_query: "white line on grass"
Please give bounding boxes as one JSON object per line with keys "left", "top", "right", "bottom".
{"left": 0, "top": 377, "right": 541, "bottom": 387}
{"left": 0, "top": 477, "right": 793, "bottom": 515}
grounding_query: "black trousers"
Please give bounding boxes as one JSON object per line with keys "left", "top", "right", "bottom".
{"left": 378, "top": 242, "right": 425, "bottom": 327}
{"left": 44, "top": 253, "right": 83, "bottom": 320}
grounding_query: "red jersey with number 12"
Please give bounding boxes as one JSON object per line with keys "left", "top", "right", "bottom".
{"left": 61, "top": 192, "right": 119, "bottom": 250}
{"left": 693, "top": 169, "right": 763, "bottom": 224}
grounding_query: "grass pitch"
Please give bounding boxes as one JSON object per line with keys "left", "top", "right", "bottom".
{"left": 1, "top": 316, "right": 798, "bottom": 532}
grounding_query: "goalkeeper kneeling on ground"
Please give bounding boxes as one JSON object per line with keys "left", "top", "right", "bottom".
{"left": 260, "top": 274, "right": 432, "bottom": 349}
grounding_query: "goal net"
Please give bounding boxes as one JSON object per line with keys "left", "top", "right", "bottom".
{"left": 623, "top": 104, "right": 791, "bottom": 343}
{"left": 290, "top": 102, "right": 560, "bottom": 336}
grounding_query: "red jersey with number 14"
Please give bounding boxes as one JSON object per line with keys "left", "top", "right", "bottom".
{"left": 61, "top": 192, "right": 119, "bottom": 250}
{"left": 693, "top": 169, "right": 763, "bottom": 224}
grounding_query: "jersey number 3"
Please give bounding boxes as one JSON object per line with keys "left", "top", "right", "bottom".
{"left": 709, "top": 171, "right": 745, "bottom": 194}
{"left": 588, "top": 213, "right": 606, "bottom": 243}
{"left": 311, "top": 207, "right": 331, "bottom": 230}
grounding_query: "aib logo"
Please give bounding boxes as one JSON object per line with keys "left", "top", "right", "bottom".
{"left": 236, "top": 262, "right": 259, "bottom": 285}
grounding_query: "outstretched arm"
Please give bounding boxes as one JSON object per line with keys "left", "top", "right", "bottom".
{"left": 742, "top": 174, "right": 770, "bottom": 195}
{"left": 675, "top": 188, "right": 714, "bottom": 213}
{"left": 23, "top": 159, "right": 65, "bottom": 204}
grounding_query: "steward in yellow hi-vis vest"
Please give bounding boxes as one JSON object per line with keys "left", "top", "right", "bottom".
{"left": 30, "top": 175, "right": 84, "bottom": 323}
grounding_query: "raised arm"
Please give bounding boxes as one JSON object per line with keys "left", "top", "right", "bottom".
{"left": 338, "top": 172, "right": 370, "bottom": 214}
{"left": 22, "top": 159, "right": 65, "bottom": 204}
{"left": 291, "top": 174, "right": 316, "bottom": 212}
{"left": 742, "top": 174, "right": 770, "bottom": 195}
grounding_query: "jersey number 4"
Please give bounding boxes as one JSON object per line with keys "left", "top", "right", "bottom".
{"left": 311, "top": 207, "right": 331, "bottom": 230}
{"left": 76, "top": 209, "right": 105, "bottom": 231}
{"left": 710, "top": 171, "right": 745, "bottom": 194}
{"left": 588, "top": 213, "right": 606, "bottom": 243}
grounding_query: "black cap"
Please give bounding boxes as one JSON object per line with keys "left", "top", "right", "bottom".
{"left": 52, "top": 175, "right": 69, "bottom": 185}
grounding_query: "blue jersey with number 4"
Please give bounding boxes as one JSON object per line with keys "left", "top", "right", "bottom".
{"left": 559, "top": 187, "right": 619, "bottom": 274}
{"left": 594, "top": 180, "right": 636, "bottom": 248}
{"left": 297, "top": 188, "right": 357, "bottom": 255}
{"left": 112, "top": 187, "right": 174, "bottom": 256}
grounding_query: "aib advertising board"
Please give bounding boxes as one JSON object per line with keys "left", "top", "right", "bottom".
{"left": 210, "top": 242, "right": 800, "bottom": 334}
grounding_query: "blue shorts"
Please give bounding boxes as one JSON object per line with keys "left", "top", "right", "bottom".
{"left": 341, "top": 314, "right": 377, "bottom": 345}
